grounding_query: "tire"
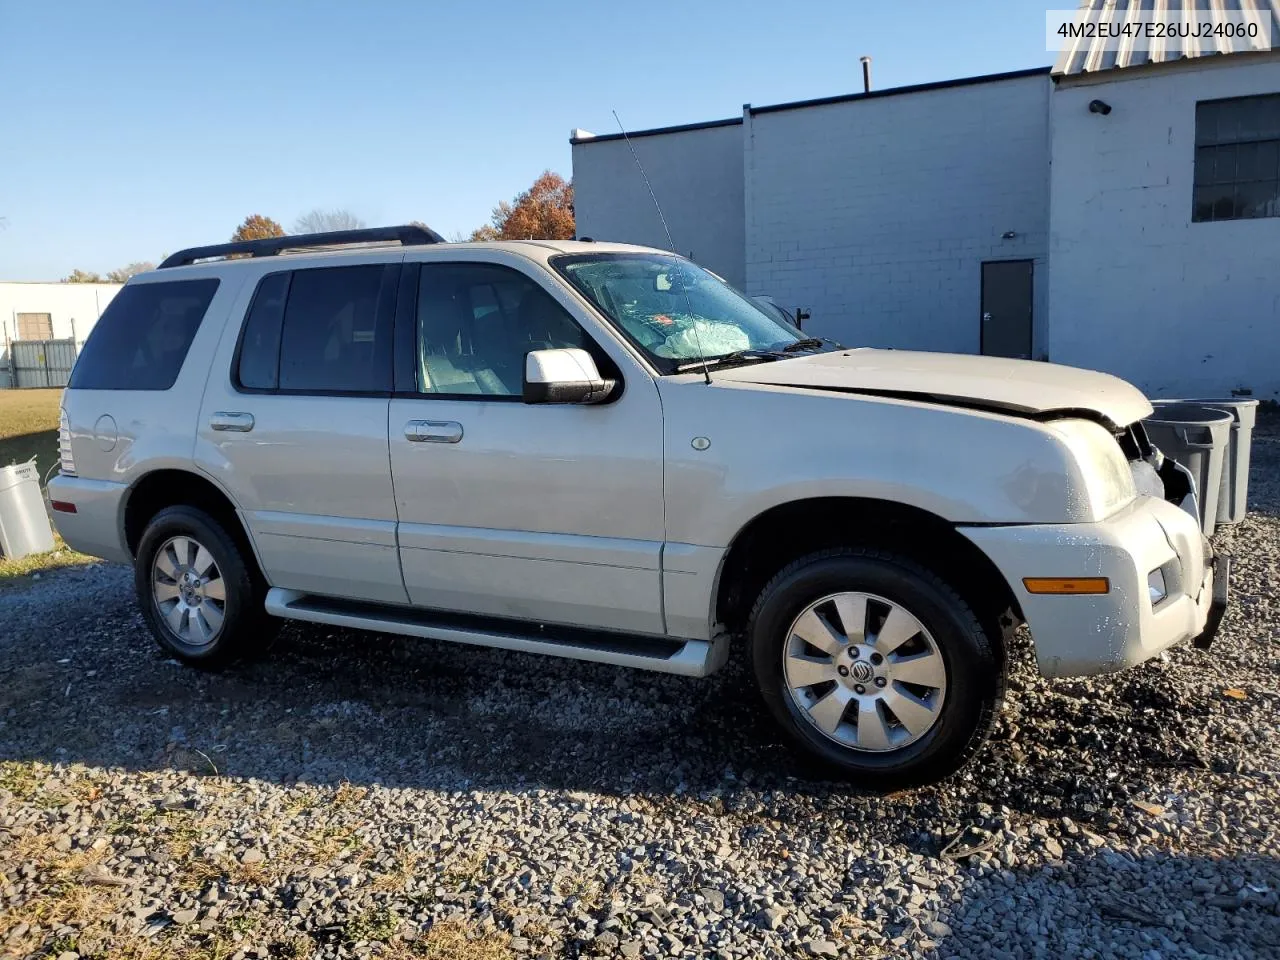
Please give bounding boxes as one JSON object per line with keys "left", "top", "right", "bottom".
{"left": 747, "top": 547, "right": 1003, "bottom": 789}
{"left": 134, "top": 505, "right": 272, "bottom": 668}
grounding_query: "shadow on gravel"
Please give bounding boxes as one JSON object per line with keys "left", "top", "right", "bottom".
{"left": 935, "top": 850, "right": 1280, "bottom": 960}
{"left": 0, "top": 574, "right": 1259, "bottom": 845}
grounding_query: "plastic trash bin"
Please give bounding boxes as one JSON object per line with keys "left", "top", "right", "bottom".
{"left": 1153, "top": 398, "right": 1258, "bottom": 526}
{"left": 1143, "top": 403, "right": 1233, "bottom": 536}
{"left": 0, "top": 460, "right": 56, "bottom": 560}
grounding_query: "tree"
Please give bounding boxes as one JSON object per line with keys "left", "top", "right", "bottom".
{"left": 107, "top": 261, "right": 156, "bottom": 283}
{"left": 294, "top": 208, "right": 365, "bottom": 234}
{"left": 63, "top": 269, "right": 103, "bottom": 283}
{"left": 470, "top": 171, "right": 574, "bottom": 241}
{"left": 231, "top": 214, "right": 285, "bottom": 243}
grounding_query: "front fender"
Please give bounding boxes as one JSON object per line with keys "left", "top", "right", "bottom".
{"left": 659, "top": 378, "right": 1111, "bottom": 549}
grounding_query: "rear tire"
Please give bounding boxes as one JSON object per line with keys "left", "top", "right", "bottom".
{"left": 134, "top": 505, "right": 273, "bottom": 668}
{"left": 747, "top": 547, "right": 1003, "bottom": 789}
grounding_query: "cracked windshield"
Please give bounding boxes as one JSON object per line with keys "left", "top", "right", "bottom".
{"left": 556, "top": 253, "right": 834, "bottom": 372}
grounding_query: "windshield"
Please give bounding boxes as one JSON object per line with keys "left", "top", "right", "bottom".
{"left": 553, "top": 253, "right": 823, "bottom": 374}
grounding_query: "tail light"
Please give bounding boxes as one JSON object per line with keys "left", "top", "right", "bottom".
{"left": 58, "top": 408, "right": 76, "bottom": 477}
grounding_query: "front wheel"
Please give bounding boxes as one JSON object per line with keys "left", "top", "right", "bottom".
{"left": 748, "top": 548, "right": 1003, "bottom": 789}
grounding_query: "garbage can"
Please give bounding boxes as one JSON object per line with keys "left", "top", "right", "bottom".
{"left": 1143, "top": 403, "right": 1233, "bottom": 537}
{"left": 0, "top": 460, "right": 56, "bottom": 560}
{"left": 1153, "top": 398, "right": 1258, "bottom": 526}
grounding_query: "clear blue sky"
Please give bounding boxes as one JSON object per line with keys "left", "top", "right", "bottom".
{"left": 0, "top": 0, "right": 1053, "bottom": 280}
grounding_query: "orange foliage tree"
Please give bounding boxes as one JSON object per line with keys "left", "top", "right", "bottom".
{"left": 470, "top": 171, "right": 574, "bottom": 241}
{"left": 231, "top": 214, "right": 286, "bottom": 242}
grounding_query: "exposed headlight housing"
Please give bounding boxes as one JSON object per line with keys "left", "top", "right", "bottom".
{"left": 1148, "top": 567, "right": 1168, "bottom": 606}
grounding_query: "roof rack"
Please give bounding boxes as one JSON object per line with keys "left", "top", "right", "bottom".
{"left": 158, "top": 224, "right": 447, "bottom": 269}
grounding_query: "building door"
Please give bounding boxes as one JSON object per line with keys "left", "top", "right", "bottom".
{"left": 980, "top": 260, "right": 1033, "bottom": 359}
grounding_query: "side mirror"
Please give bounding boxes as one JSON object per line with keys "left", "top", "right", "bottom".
{"left": 523, "top": 348, "right": 616, "bottom": 404}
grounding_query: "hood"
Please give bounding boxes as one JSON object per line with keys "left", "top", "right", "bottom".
{"left": 710, "top": 349, "right": 1153, "bottom": 428}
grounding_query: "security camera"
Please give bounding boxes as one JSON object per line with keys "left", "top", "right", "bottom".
{"left": 1089, "top": 99, "right": 1112, "bottom": 116}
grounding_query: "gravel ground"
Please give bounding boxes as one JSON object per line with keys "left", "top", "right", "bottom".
{"left": 2, "top": 415, "right": 1278, "bottom": 960}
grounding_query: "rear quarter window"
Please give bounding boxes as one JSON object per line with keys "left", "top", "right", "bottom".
{"left": 68, "top": 278, "right": 220, "bottom": 390}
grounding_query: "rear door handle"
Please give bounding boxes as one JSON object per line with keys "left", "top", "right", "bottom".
{"left": 210, "top": 412, "right": 255, "bottom": 432}
{"left": 405, "top": 420, "right": 463, "bottom": 443}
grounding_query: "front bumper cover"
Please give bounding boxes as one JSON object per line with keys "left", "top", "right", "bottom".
{"left": 1192, "top": 555, "right": 1230, "bottom": 650}
{"left": 961, "top": 496, "right": 1223, "bottom": 678}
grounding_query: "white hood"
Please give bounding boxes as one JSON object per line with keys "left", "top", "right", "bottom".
{"left": 711, "top": 349, "right": 1153, "bottom": 428}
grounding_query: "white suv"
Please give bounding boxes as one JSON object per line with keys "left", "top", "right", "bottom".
{"left": 48, "top": 225, "right": 1227, "bottom": 787}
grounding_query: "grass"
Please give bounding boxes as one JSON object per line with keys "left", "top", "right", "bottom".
{"left": 0, "top": 388, "right": 99, "bottom": 582}
{"left": 0, "top": 386, "right": 61, "bottom": 476}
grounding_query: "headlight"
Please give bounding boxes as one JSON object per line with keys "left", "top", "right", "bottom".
{"left": 1046, "top": 419, "right": 1137, "bottom": 521}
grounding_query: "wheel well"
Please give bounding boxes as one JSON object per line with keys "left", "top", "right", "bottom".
{"left": 715, "top": 498, "right": 1022, "bottom": 640}
{"left": 123, "top": 470, "right": 259, "bottom": 576}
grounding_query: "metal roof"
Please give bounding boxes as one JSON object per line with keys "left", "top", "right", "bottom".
{"left": 1054, "top": 0, "right": 1280, "bottom": 76}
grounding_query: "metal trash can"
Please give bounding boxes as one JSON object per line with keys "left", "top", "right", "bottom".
{"left": 1153, "top": 398, "right": 1257, "bottom": 526}
{"left": 1144, "top": 403, "right": 1233, "bottom": 536}
{"left": 0, "top": 460, "right": 56, "bottom": 560}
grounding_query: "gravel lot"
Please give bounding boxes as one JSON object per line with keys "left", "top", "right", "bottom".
{"left": 2, "top": 414, "right": 1278, "bottom": 960}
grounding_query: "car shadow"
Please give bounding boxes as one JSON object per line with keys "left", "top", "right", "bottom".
{"left": 0, "top": 567, "right": 1260, "bottom": 846}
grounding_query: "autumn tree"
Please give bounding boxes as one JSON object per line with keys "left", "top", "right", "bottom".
{"left": 107, "top": 261, "right": 155, "bottom": 283}
{"left": 63, "top": 269, "right": 103, "bottom": 283}
{"left": 470, "top": 171, "right": 574, "bottom": 241}
{"left": 231, "top": 214, "right": 285, "bottom": 242}
{"left": 294, "top": 208, "right": 365, "bottom": 234}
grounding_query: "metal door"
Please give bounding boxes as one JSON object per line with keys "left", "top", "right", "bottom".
{"left": 980, "top": 260, "right": 1033, "bottom": 360}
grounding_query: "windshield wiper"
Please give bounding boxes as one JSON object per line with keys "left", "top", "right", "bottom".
{"left": 782, "top": 337, "right": 831, "bottom": 353}
{"left": 674, "top": 350, "right": 782, "bottom": 373}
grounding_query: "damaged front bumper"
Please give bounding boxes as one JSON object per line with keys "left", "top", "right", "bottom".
{"left": 960, "top": 496, "right": 1227, "bottom": 678}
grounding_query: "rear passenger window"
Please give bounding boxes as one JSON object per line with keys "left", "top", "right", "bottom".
{"left": 68, "top": 279, "right": 219, "bottom": 390}
{"left": 236, "top": 272, "right": 289, "bottom": 390}
{"left": 277, "top": 265, "right": 393, "bottom": 393}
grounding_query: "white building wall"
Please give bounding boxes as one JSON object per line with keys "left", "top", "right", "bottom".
{"left": 744, "top": 75, "right": 1051, "bottom": 355}
{"left": 0, "top": 282, "right": 121, "bottom": 388}
{"left": 0, "top": 282, "right": 121, "bottom": 345}
{"left": 571, "top": 122, "right": 747, "bottom": 288}
{"left": 1048, "top": 55, "right": 1280, "bottom": 400}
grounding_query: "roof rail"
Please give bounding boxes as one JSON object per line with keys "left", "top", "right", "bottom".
{"left": 158, "top": 224, "right": 447, "bottom": 269}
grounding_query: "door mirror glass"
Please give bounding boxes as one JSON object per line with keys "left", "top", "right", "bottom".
{"left": 523, "top": 348, "right": 615, "bottom": 404}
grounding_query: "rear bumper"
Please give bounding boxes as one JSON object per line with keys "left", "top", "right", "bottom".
{"left": 961, "top": 496, "right": 1223, "bottom": 678}
{"left": 45, "top": 474, "right": 131, "bottom": 564}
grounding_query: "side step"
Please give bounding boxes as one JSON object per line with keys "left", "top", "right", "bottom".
{"left": 264, "top": 588, "right": 727, "bottom": 678}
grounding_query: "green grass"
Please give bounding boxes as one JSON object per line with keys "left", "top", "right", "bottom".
{"left": 0, "top": 387, "right": 62, "bottom": 477}
{"left": 0, "top": 388, "right": 98, "bottom": 581}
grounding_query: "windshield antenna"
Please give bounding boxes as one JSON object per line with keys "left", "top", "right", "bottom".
{"left": 612, "top": 110, "right": 712, "bottom": 385}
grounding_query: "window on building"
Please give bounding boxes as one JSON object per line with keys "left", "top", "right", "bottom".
{"left": 1194, "top": 94, "right": 1280, "bottom": 222}
{"left": 16, "top": 313, "right": 53, "bottom": 340}
{"left": 277, "top": 265, "right": 394, "bottom": 393}
{"left": 68, "top": 280, "right": 219, "bottom": 390}
{"left": 415, "top": 263, "right": 590, "bottom": 396}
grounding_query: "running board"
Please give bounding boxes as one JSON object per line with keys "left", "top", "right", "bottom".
{"left": 264, "top": 588, "right": 727, "bottom": 678}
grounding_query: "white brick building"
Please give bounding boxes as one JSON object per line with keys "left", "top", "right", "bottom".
{"left": 572, "top": 7, "right": 1280, "bottom": 399}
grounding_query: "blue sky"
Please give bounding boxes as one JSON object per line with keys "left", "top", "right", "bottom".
{"left": 0, "top": 1, "right": 1054, "bottom": 280}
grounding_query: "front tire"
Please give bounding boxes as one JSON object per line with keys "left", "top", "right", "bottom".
{"left": 748, "top": 548, "right": 1003, "bottom": 789}
{"left": 134, "top": 505, "right": 269, "bottom": 668}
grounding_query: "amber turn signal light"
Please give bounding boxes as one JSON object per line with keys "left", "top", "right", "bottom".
{"left": 1022, "top": 577, "right": 1109, "bottom": 595}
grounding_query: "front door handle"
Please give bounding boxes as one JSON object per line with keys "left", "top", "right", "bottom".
{"left": 210, "top": 412, "right": 255, "bottom": 432}
{"left": 405, "top": 420, "right": 463, "bottom": 443}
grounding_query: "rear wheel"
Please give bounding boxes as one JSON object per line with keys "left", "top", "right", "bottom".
{"left": 748, "top": 548, "right": 1003, "bottom": 788}
{"left": 134, "top": 505, "right": 272, "bottom": 667}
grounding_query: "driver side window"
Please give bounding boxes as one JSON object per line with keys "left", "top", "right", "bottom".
{"left": 416, "top": 264, "right": 589, "bottom": 396}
